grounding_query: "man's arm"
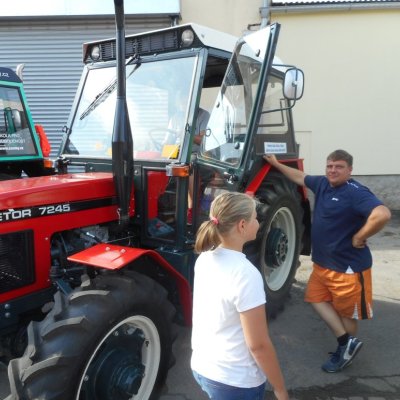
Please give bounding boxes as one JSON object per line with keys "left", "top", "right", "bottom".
{"left": 352, "top": 205, "right": 391, "bottom": 248}
{"left": 193, "top": 130, "right": 205, "bottom": 145}
{"left": 193, "top": 109, "right": 210, "bottom": 145}
{"left": 263, "top": 154, "right": 306, "bottom": 187}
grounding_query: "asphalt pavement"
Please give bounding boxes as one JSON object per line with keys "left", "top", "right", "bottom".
{"left": 1, "top": 212, "right": 399, "bottom": 400}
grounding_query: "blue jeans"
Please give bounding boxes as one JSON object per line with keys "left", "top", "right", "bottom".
{"left": 193, "top": 371, "right": 266, "bottom": 400}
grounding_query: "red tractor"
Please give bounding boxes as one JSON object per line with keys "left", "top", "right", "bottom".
{"left": 3, "top": 1, "right": 310, "bottom": 398}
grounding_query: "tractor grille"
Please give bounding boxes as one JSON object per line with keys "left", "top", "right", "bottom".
{"left": 84, "top": 30, "right": 183, "bottom": 63}
{"left": 100, "top": 42, "right": 116, "bottom": 60}
{"left": 97, "top": 31, "right": 180, "bottom": 62}
{"left": 0, "top": 230, "right": 35, "bottom": 294}
{"left": 134, "top": 31, "right": 178, "bottom": 54}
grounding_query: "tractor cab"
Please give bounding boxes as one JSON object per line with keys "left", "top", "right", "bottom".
{"left": 0, "top": 67, "right": 53, "bottom": 180}
{"left": 58, "top": 23, "right": 303, "bottom": 272}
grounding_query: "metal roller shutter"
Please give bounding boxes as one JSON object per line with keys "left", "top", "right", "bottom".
{"left": 0, "top": 16, "right": 172, "bottom": 155}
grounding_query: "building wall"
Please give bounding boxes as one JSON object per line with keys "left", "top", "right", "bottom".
{"left": 272, "top": 9, "right": 400, "bottom": 209}
{"left": 180, "top": 0, "right": 261, "bottom": 36}
{"left": 270, "top": 9, "right": 400, "bottom": 175}
{"left": 180, "top": 1, "right": 400, "bottom": 208}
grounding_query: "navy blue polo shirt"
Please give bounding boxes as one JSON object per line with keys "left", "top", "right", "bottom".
{"left": 305, "top": 176, "right": 383, "bottom": 273}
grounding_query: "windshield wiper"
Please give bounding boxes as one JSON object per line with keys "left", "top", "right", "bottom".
{"left": 80, "top": 56, "right": 140, "bottom": 120}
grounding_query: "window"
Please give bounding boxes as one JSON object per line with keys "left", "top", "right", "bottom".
{"left": 65, "top": 56, "right": 198, "bottom": 161}
{"left": 0, "top": 85, "right": 38, "bottom": 156}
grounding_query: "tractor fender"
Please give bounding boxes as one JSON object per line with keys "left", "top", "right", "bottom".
{"left": 68, "top": 243, "right": 192, "bottom": 325}
{"left": 245, "top": 159, "right": 311, "bottom": 256}
{"left": 245, "top": 158, "right": 308, "bottom": 201}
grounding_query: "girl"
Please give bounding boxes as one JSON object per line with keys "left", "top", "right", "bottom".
{"left": 191, "top": 192, "right": 289, "bottom": 400}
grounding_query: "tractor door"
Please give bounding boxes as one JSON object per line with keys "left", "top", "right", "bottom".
{"left": 193, "top": 24, "right": 280, "bottom": 227}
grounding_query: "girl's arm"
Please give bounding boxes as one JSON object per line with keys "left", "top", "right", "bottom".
{"left": 240, "top": 305, "right": 289, "bottom": 400}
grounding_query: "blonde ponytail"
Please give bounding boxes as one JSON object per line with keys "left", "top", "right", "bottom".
{"left": 194, "top": 192, "right": 256, "bottom": 253}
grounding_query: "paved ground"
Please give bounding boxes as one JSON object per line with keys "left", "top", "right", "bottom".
{"left": 1, "top": 212, "right": 399, "bottom": 399}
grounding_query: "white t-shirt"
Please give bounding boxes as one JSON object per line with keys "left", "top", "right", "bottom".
{"left": 191, "top": 247, "right": 267, "bottom": 388}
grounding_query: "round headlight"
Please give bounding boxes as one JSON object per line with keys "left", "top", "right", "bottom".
{"left": 181, "top": 29, "right": 194, "bottom": 48}
{"left": 90, "top": 45, "right": 101, "bottom": 61}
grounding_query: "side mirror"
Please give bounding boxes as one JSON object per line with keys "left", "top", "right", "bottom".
{"left": 4, "top": 107, "right": 23, "bottom": 133}
{"left": 12, "top": 109, "right": 23, "bottom": 131}
{"left": 283, "top": 68, "right": 304, "bottom": 100}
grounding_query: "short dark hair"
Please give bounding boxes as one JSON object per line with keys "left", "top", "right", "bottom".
{"left": 327, "top": 149, "right": 353, "bottom": 167}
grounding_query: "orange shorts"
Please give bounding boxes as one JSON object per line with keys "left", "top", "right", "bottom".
{"left": 305, "top": 263, "right": 373, "bottom": 320}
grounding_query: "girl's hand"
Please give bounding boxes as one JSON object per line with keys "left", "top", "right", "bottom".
{"left": 274, "top": 388, "right": 289, "bottom": 400}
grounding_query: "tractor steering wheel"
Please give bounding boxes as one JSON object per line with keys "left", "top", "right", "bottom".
{"left": 148, "top": 128, "right": 178, "bottom": 152}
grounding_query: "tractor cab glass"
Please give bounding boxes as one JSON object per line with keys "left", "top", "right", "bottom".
{"left": 200, "top": 27, "right": 303, "bottom": 166}
{"left": 200, "top": 27, "right": 273, "bottom": 167}
{"left": 65, "top": 56, "right": 197, "bottom": 161}
{"left": 0, "top": 85, "right": 38, "bottom": 158}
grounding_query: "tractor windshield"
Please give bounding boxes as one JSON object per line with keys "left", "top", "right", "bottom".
{"left": 64, "top": 56, "right": 197, "bottom": 161}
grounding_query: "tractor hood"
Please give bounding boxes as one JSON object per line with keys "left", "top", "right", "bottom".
{"left": 0, "top": 173, "right": 134, "bottom": 224}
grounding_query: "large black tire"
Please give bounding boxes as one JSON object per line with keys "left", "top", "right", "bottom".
{"left": 7, "top": 271, "right": 176, "bottom": 400}
{"left": 245, "top": 173, "right": 304, "bottom": 319}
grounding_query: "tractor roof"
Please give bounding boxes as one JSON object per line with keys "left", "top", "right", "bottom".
{"left": 82, "top": 23, "right": 238, "bottom": 63}
{"left": 0, "top": 67, "right": 21, "bottom": 84}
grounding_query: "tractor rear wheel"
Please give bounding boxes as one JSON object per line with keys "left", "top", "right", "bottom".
{"left": 7, "top": 271, "right": 175, "bottom": 400}
{"left": 245, "top": 173, "right": 304, "bottom": 319}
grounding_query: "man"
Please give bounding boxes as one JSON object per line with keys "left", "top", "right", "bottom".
{"left": 264, "top": 150, "right": 391, "bottom": 373}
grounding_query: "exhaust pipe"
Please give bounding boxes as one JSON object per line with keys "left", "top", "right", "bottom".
{"left": 112, "top": 0, "right": 134, "bottom": 226}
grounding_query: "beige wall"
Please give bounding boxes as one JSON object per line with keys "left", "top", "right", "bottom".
{"left": 271, "top": 9, "right": 400, "bottom": 176}
{"left": 180, "top": 1, "right": 400, "bottom": 176}
{"left": 180, "top": 0, "right": 261, "bottom": 37}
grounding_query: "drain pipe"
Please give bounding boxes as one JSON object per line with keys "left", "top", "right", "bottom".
{"left": 271, "top": 2, "right": 400, "bottom": 13}
{"left": 260, "top": 0, "right": 271, "bottom": 28}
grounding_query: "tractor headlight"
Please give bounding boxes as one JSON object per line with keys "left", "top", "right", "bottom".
{"left": 181, "top": 29, "right": 194, "bottom": 48}
{"left": 90, "top": 45, "right": 101, "bottom": 61}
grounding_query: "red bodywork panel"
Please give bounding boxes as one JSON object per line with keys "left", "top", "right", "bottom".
{"left": 0, "top": 173, "right": 127, "bottom": 303}
{"left": 0, "top": 173, "right": 193, "bottom": 325}
{"left": 68, "top": 243, "right": 192, "bottom": 325}
{"left": 0, "top": 172, "right": 117, "bottom": 208}
{"left": 147, "top": 171, "right": 169, "bottom": 219}
{"left": 34, "top": 124, "right": 51, "bottom": 157}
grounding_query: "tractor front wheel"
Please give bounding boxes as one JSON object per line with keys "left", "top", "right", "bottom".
{"left": 7, "top": 271, "right": 175, "bottom": 400}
